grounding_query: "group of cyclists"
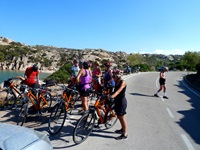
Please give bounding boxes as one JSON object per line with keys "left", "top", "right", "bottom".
{"left": 9, "top": 59, "right": 128, "bottom": 140}
{"left": 70, "top": 59, "right": 128, "bottom": 140}
{"left": 1, "top": 54, "right": 173, "bottom": 144}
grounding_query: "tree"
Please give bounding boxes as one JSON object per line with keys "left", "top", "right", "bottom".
{"left": 127, "top": 53, "right": 143, "bottom": 66}
{"left": 181, "top": 51, "right": 200, "bottom": 71}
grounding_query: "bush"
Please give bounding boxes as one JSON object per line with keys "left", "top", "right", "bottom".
{"left": 44, "top": 63, "right": 72, "bottom": 83}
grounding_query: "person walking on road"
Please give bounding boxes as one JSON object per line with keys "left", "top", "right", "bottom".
{"left": 154, "top": 66, "right": 169, "bottom": 99}
{"left": 109, "top": 69, "right": 128, "bottom": 140}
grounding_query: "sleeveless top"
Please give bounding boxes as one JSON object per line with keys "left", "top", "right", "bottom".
{"left": 114, "top": 80, "right": 126, "bottom": 100}
{"left": 80, "top": 69, "right": 92, "bottom": 90}
{"left": 105, "top": 71, "right": 115, "bottom": 87}
{"left": 92, "top": 68, "right": 100, "bottom": 76}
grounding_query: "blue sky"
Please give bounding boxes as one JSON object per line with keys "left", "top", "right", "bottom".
{"left": 1, "top": 0, "right": 200, "bottom": 55}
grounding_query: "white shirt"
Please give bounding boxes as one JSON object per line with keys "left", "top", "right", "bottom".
{"left": 72, "top": 65, "right": 80, "bottom": 77}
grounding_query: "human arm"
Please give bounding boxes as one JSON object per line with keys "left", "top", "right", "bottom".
{"left": 108, "top": 70, "right": 114, "bottom": 83}
{"left": 97, "top": 67, "right": 102, "bottom": 77}
{"left": 76, "top": 68, "right": 83, "bottom": 83}
{"left": 12, "top": 76, "right": 25, "bottom": 81}
{"left": 110, "top": 80, "right": 126, "bottom": 98}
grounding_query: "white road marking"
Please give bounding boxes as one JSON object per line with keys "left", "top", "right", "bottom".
{"left": 181, "top": 80, "right": 200, "bottom": 98}
{"left": 166, "top": 107, "right": 174, "bottom": 118}
{"left": 161, "top": 97, "right": 165, "bottom": 102}
{"left": 123, "top": 74, "right": 135, "bottom": 80}
{"left": 181, "top": 134, "right": 194, "bottom": 150}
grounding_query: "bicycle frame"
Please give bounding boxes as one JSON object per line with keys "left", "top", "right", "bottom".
{"left": 8, "top": 82, "right": 22, "bottom": 98}
{"left": 26, "top": 89, "right": 49, "bottom": 111}
{"left": 94, "top": 97, "right": 116, "bottom": 124}
{"left": 61, "top": 87, "right": 78, "bottom": 111}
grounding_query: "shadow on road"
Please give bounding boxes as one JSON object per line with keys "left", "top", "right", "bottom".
{"left": 129, "top": 92, "right": 154, "bottom": 97}
{"left": 175, "top": 81, "right": 200, "bottom": 144}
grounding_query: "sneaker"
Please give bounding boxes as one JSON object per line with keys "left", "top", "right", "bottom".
{"left": 115, "top": 134, "right": 128, "bottom": 140}
{"left": 115, "top": 129, "right": 123, "bottom": 134}
{"left": 163, "top": 96, "right": 169, "bottom": 99}
{"left": 154, "top": 94, "right": 159, "bottom": 97}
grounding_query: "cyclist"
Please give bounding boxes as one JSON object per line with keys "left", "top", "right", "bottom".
{"left": 109, "top": 69, "right": 128, "bottom": 140}
{"left": 13, "top": 64, "right": 40, "bottom": 89}
{"left": 104, "top": 62, "right": 115, "bottom": 94}
{"left": 13, "top": 64, "right": 41, "bottom": 113}
{"left": 154, "top": 66, "right": 169, "bottom": 99}
{"left": 76, "top": 61, "right": 92, "bottom": 112}
{"left": 92, "top": 60, "right": 102, "bottom": 93}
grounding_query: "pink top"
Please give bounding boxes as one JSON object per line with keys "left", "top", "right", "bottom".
{"left": 92, "top": 68, "right": 100, "bottom": 76}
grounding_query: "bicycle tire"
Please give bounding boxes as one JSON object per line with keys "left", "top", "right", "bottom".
{"left": 17, "top": 100, "right": 28, "bottom": 126}
{"left": 105, "top": 109, "right": 118, "bottom": 129}
{"left": 73, "top": 111, "right": 95, "bottom": 144}
{"left": 48, "top": 102, "right": 66, "bottom": 135}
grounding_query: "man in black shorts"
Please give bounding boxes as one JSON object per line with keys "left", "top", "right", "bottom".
{"left": 154, "top": 66, "right": 169, "bottom": 99}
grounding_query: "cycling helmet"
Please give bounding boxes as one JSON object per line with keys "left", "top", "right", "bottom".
{"left": 113, "top": 69, "right": 123, "bottom": 78}
{"left": 105, "top": 62, "right": 111, "bottom": 67}
{"left": 32, "top": 64, "right": 38, "bottom": 71}
{"left": 83, "top": 61, "right": 90, "bottom": 69}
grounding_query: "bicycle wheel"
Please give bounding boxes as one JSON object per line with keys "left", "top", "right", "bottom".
{"left": 48, "top": 102, "right": 66, "bottom": 135}
{"left": 105, "top": 109, "right": 118, "bottom": 129}
{"left": 17, "top": 100, "right": 29, "bottom": 126}
{"left": 40, "top": 93, "right": 53, "bottom": 113}
{"left": 73, "top": 110, "right": 96, "bottom": 144}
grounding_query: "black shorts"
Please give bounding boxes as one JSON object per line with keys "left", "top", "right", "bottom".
{"left": 114, "top": 97, "right": 127, "bottom": 116}
{"left": 79, "top": 88, "right": 90, "bottom": 97}
{"left": 159, "top": 78, "right": 166, "bottom": 85}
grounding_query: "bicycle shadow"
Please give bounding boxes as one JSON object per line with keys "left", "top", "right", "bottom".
{"left": 90, "top": 128, "right": 117, "bottom": 139}
{"left": 0, "top": 109, "right": 18, "bottom": 124}
{"left": 175, "top": 81, "right": 200, "bottom": 144}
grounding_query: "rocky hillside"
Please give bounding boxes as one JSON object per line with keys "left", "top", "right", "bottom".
{"left": 0, "top": 37, "right": 129, "bottom": 72}
{"left": 0, "top": 37, "right": 184, "bottom": 73}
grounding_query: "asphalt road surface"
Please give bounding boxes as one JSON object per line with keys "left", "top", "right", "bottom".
{"left": 1, "top": 71, "right": 200, "bottom": 150}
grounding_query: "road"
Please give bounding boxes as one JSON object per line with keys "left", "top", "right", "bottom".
{"left": 1, "top": 71, "right": 200, "bottom": 150}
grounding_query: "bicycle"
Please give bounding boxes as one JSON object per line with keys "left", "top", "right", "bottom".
{"left": 17, "top": 85, "right": 53, "bottom": 126}
{"left": 48, "top": 84, "right": 81, "bottom": 135}
{"left": 73, "top": 93, "right": 117, "bottom": 144}
{"left": 0, "top": 78, "right": 23, "bottom": 112}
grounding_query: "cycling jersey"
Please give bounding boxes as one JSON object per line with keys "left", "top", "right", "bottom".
{"left": 80, "top": 69, "right": 92, "bottom": 90}
{"left": 24, "top": 67, "right": 39, "bottom": 87}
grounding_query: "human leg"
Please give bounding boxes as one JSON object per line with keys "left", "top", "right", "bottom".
{"left": 163, "top": 85, "right": 168, "bottom": 99}
{"left": 81, "top": 96, "right": 89, "bottom": 111}
{"left": 115, "top": 115, "right": 128, "bottom": 140}
{"left": 118, "top": 115, "right": 127, "bottom": 135}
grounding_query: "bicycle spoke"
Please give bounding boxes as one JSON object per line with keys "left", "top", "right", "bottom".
{"left": 105, "top": 110, "right": 118, "bottom": 129}
{"left": 17, "top": 102, "right": 28, "bottom": 126}
{"left": 73, "top": 112, "right": 95, "bottom": 144}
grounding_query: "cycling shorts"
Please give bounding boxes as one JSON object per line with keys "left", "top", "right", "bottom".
{"left": 159, "top": 78, "right": 166, "bottom": 85}
{"left": 114, "top": 97, "right": 127, "bottom": 116}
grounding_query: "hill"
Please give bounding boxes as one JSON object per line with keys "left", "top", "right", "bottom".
{"left": 0, "top": 37, "right": 182, "bottom": 73}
